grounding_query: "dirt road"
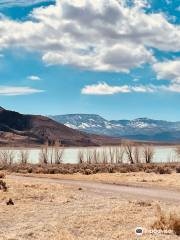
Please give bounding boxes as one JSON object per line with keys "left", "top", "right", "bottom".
{"left": 9, "top": 175, "right": 180, "bottom": 202}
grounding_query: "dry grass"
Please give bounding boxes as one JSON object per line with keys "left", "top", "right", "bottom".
{"left": 0, "top": 177, "right": 179, "bottom": 239}
{"left": 152, "top": 205, "right": 180, "bottom": 235}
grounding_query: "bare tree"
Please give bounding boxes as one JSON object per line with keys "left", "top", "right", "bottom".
{"left": 175, "top": 145, "right": 180, "bottom": 160}
{"left": 92, "top": 148, "right": 100, "bottom": 164}
{"left": 78, "top": 150, "right": 85, "bottom": 164}
{"left": 18, "top": 150, "right": 29, "bottom": 164}
{"left": 54, "top": 143, "right": 64, "bottom": 164}
{"left": 39, "top": 144, "right": 49, "bottom": 164}
{"left": 114, "top": 146, "right": 125, "bottom": 164}
{"left": 49, "top": 147, "right": 54, "bottom": 165}
{"left": 133, "top": 146, "right": 141, "bottom": 163}
{"left": 109, "top": 147, "right": 115, "bottom": 164}
{"left": 101, "top": 148, "right": 108, "bottom": 164}
{"left": 0, "top": 149, "right": 15, "bottom": 165}
{"left": 142, "top": 146, "right": 154, "bottom": 163}
{"left": 125, "top": 142, "right": 134, "bottom": 164}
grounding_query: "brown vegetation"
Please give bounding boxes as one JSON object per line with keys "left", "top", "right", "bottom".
{"left": 0, "top": 177, "right": 179, "bottom": 240}
{"left": 0, "top": 172, "right": 5, "bottom": 178}
{"left": 0, "top": 162, "right": 179, "bottom": 176}
{"left": 0, "top": 179, "right": 7, "bottom": 191}
{"left": 152, "top": 205, "right": 180, "bottom": 236}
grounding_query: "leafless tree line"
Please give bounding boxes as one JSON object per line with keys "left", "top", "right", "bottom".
{"left": 78, "top": 146, "right": 125, "bottom": 164}
{"left": 0, "top": 142, "right": 64, "bottom": 165}
{"left": 39, "top": 142, "right": 64, "bottom": 165}
{"left": 0, "top": 143, "right": 179, "bottom": 166}
{"left": 78, "top": 143, "right": 155, "bottom": 164}
{"left": 0, "top": 149, "right": 29, "bottom": 165}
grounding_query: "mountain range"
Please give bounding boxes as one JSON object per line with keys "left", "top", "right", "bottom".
{"left": 49, "top": 114, "right": 180, "bottom": 143}
{"left": 0, "top": 107, "right": 121, "bottom": 147}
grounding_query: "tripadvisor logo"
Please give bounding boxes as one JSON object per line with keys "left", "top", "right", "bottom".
{"left": 135, "top": 227, "right": 143, "bottom": 236}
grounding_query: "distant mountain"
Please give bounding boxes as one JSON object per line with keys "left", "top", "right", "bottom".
{"left": 0, "top": 108, "right": 121, "bottom": 147}
{"left": 49, "top": 114, "right": 180, "bottom": 142}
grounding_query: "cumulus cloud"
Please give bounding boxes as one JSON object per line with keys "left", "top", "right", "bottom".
{"left": 28, "top": 75, "right": 41, "bottom": 81}
{"left": 0, "top": 86, "right": 44, "bottom": 96}
{"left": 81, "top": 82, "right": 180, "bottom": 95}
{"left": 81, "top": 82, "right": 131, "bottom": 95}
{"left": 0, "top": 0, "right": 179, "bottom": 73}
{"left": 153, "top": 60, "right": 180, "bottom": 83}
{"left": 81, "top": 82, "right": 157, "bottom": 95}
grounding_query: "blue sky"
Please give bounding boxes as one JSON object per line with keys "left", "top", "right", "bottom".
{"left": 0, "top": 0, "right": 179, "bottom": 121}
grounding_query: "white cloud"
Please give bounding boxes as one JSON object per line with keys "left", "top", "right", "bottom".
{"left": 81, "top": 82, "right": 131, "bottom": 95}
{"left": 81, "top": 82, "right": 157, "bottom": 95}
{"left": 43, "top": 43, "right": 154, "bottom": 73}
{"left": 0, "top": 0, "right": 179, "bottom": 73}
{"left": 153, "top": 60, "right": 180, "bottom": 83}
{"left": 0, "top": 53, "right": 4, "bottom": 58}
{"left": 164, "top": 83, "right": 180, "bottom": 93}
{"left": 28, "top": 75, "right": 41, "bottom": 81}
{"left": 0, "top": 86, "right": 44, "bottom": 96}
{"left": 132, "top": 0, "right": 151, "bottom": 10}
{"left": 81, "top": 81, "right": 180, "bottom": 95}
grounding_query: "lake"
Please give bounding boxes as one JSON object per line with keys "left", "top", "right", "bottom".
{"left": 0, "top": 146, "right": 178, "bottom": 164}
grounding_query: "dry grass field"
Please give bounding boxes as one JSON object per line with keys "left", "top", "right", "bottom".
{"left": 19, "top": 171, "right": 180, "bottom": 191}
{"left": 0, "top": 172, "right": 180, "bottom": 240}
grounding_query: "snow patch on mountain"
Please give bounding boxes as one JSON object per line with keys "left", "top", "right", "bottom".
{"left": 49, "top": 114, "right": 180, "bottom": 142}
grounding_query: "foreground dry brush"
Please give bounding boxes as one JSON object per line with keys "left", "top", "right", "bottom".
{"left": 153, "top": 205, "right": 180, "bottom": 236}
{"left": 0, "top": 177, "right": 179, "bottom": 240}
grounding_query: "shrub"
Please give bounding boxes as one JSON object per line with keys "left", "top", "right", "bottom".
{"left": 152, "top": 205, "right": 180, "bottom": 236}
{"left": 108, "top": 167, "right": 114, "bottom": 173}
{"left": 27, "top": 168, "right": 33, "bottom": 173}
{"left": 145, "top": 169, "right": 154, "bottom": 173}
{"left": 0, "top": 180, "right": 7, "bottom": 191}
{"left": 48, "top": 168, "right": 61, "bottom": 174}
{"left": 92, "top": 167, "right": 100, "bottom": 174}
{"left": 0, "top": 172, "right": 5, "bottom": 178}
{"left": 176, "top": 167, "right": 180, "bottom": 173}
{"left": 83, "top": 169, "right": 92, "bottom": 175}
{"left": 155, "top": 166, "right": 172, "bottom": 174}
{"left": 6, "top": 198, "right": 14, "bottom": 205}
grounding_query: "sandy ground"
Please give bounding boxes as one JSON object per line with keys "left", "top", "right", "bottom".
{"left": 0, "top": 173, "right": 180, "bottom": 240}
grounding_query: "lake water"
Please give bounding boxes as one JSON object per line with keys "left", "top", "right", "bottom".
{"left": 0, "top": 146, "right": 179, "bottom": 164}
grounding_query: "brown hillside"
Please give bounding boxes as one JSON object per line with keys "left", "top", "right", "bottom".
{"left": 0, "top": 107, "right": 121, "bottom": 147}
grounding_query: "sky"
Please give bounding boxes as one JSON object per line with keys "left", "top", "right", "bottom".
{"left": 0, "top": 0, "right": 179, "bottom": 121}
